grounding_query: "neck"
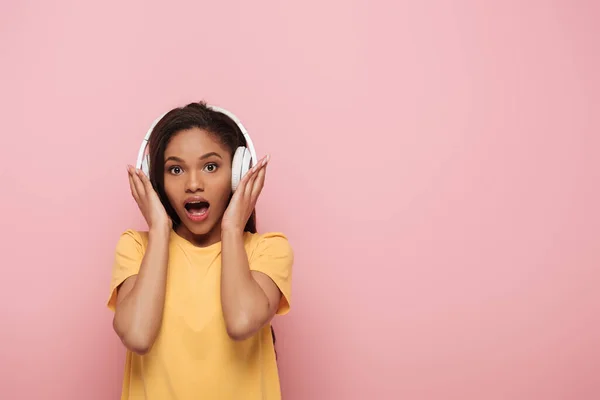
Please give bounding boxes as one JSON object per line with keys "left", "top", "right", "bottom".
{"left": 174, "top": 223, "right": 224, "bottom": 247}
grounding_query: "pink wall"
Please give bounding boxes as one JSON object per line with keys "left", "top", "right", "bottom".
{"left": 1, "top": 1, "right": 599, "bottom": 399}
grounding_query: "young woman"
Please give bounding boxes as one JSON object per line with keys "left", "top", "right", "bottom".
{"left": 106, "top": 101, "right": 293, "bottom": 399}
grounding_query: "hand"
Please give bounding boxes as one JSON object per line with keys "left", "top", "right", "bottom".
{"left": 127, "top": 165, "right": 172, "bottom": 231}
{"left": 222, "top": 155, "right": 270, "bottom": 233}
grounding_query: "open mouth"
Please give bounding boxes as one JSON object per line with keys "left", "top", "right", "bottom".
{"left": 184, "top": 200, "right": 210, "bottom": 221}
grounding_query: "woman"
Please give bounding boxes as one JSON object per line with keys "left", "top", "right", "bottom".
{"left": 106, "top": 101, "right": 294, "bottom": 399}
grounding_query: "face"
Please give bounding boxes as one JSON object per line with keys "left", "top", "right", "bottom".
{"left": 162, "top": 127, "right": 233, "bottom": 246}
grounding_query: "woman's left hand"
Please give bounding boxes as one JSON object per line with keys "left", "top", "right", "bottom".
{"left": 222, "top": 154, "right": 270, "bottom": 233}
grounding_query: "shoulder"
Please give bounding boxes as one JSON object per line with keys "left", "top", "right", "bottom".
{"left": 245, "top": 232, "right": 294, "bottom": 314}
{"left": 245, "top": 231, "right": 294, "bottom": 263}
{"left": 107, "top": 230, "right": 149, "bottom": 311}
{"left": 114, "top": 229, "right": 149, "bottom": 256}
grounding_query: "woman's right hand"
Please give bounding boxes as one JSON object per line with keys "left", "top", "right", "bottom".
{"left": 127, "top": 165, "right": 172, "bottom": 231}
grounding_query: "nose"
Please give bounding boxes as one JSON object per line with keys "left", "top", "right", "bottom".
{"left": 185, "top": 169, "right": 204, "bottom": 193}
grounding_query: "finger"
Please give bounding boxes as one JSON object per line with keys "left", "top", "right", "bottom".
{"left": 137, "top": 168, "right": 154, "bottom": 192}
{"left": 128, "top": 166, "right": 139, "bottom": 197}
{"left": 245, "top": 171, "right": 258, "bottom": 198}
{"left": 238, "top": 155, "right": 267, "bottom": 196}
{"left": 250, "top": 164, "right": 266, "bottom": 202}
{"left": 246, "top": 156, "right": 267, "bottom": 196}
{"left": 262, "top": 154, "right": 271, "bottom": 167}
{"left": 244, "top": 162, "right": 262, "bottom": 197}
{"left": 256, "top": 154, "right": 270, "bottom": 170}
{"left": 241, "top": 163, "right": 258, "bottom": 186}
{"left": 237, "top": 162, "right": 258, "bottom": 193}
{"left": 248, "top": 155, "right": 269, "bottom": 194}
{"left": 131, "top": 169, "right": 146, "bottom": 198}
{"left": 128, "top": 170, "right": 139, "bottom": 202}
{"left": 247, "top": 156, "right": 267, "bottom": 178}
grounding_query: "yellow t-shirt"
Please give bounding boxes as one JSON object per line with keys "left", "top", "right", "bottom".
{"left": 106, "top": 229, "right": 293, "bottom": 400}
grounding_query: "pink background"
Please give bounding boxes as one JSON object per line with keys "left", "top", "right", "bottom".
{"left": 1, "top": 1, "right": 599, "bottom": 399}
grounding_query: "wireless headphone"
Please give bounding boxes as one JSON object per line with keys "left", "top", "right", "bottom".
{"left": 135, "top": 104, "right": 258, "bottom": 192}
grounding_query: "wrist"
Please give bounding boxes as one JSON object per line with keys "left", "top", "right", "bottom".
{"left": 221, "top": 226, "right": 245, "bottom": 240}
{"left": 149, "top": 225, "right": 171, "bottom": 240}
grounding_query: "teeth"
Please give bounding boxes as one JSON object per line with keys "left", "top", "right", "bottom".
{"left": 185, "top": 201, "right": 209, "bottom": 212}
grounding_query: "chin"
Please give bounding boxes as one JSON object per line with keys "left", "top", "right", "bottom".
{"left": 177, "top": 214, "right": 218, "bottom": 237}
{"left": 182, "top": 221, "right": 212, "bottom": 235}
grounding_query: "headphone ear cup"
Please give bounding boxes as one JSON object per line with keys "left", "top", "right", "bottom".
{"left": 231, "top": 147, "right": 252, "bottom": 192}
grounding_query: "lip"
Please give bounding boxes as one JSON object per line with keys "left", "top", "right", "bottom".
{"left": 183, "top": 196, "right": 210, "bottom": 223}
{"left": 184, "top": 195, "right": 209, "bottom": 205}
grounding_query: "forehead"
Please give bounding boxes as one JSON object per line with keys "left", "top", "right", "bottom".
{"left": 164, "top": 128, "right": 230, "bottom": 159}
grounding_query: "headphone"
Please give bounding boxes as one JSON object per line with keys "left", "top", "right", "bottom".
{"left": 135, "top": 104, "right": 258, "bottom": 192}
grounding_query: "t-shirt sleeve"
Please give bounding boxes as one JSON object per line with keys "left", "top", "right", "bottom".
{"left": 106, "top": 229, "right": 146, "bottom": 312}
{"left": 249, "top": 232, "right": 294, "bottom": 315}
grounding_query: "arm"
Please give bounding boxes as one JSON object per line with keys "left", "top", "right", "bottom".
{"left": 220, "top": 228, "right": 282, "bottom": 341}
{"left": 220, "top": 155, "right": 289, "bottom": 341}
{"left": 112, "top": 166, "right": 172, "bottom": 354}
{"left": 112, "top": 227, "right": 170, "bottom": 354}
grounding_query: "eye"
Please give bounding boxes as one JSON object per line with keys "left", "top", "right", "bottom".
{"left": 168, "top": 166, "right": 183, "bottom": 175}
{"left": 204, "top": 163, "right": 218, "bottom": 173}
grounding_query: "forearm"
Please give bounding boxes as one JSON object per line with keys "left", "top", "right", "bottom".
{"left": 220, "top": 229, "right": 271, "bottom": 340}
{"left": 114, "top": 227, "right": 170, "bottom": 353}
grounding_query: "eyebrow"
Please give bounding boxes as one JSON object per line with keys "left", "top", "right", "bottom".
{"left": 165, "top": 152, "right": 222, "bottom": 163}
{"left": 199, "top": 152, "right": 222, "bottom": 160}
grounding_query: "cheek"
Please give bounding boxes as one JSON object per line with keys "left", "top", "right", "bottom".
{"left": 163, "top": 178, "right": 179, "bottom": 205}
{"left": 210, "top": 174, "right": 232, "bottom": 206}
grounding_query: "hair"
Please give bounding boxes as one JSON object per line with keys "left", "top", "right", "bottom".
{"left": 146, "top": 101, "right": 256, "bottom": 233}
{"left": 145, "top": 101, "right": 277, "bottom": 356}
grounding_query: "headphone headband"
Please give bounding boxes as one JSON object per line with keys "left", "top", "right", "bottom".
{"left": 135, "top": 104, "right": 258, "bottom": 172}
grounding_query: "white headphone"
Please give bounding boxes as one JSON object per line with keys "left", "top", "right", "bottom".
{"left": 135, "top": 104, "right": 258, "bottom": 192}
